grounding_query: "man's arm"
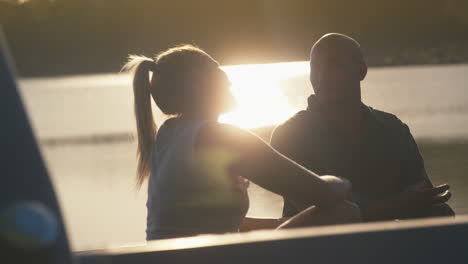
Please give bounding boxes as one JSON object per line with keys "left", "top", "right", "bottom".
{"left": 270, "top": 123, "right": 308, "bottom": 217}
{"left": 400, "top": 124, "right": 432, "bottom": 187}
{"left": 362, "top": 123, "right": 453, "bottom": 220}
{"left": 400, "top": 124, "right": 455, "bottom": 217}
{"left": 270, "top": 124, "right": 301, "bottom": 163}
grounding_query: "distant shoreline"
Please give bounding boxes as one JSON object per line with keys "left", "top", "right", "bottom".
{"left": 39, "top": 127, "right": 468, "bottom": 147}
{"left": 18, "top": 59, "right": 468, "bottom": 80}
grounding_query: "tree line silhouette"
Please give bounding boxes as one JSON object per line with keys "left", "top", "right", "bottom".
{"left": 1, "top": 0, "right": 467, "bottom": 77}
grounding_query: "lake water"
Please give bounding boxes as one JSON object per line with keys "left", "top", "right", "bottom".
{"left": 18, "top": 63, "right": 468, "bottom": 251}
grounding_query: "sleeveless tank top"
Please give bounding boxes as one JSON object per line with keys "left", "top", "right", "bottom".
{"left": 146, "top": 118, "right": 248, "bottom": 240}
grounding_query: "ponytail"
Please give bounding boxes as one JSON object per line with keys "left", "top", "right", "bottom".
{"left": 122, "top": 45, "right": 217, "bottom": 187}
{"left": 122, "top": 55, "right": 157, "bottom": 187}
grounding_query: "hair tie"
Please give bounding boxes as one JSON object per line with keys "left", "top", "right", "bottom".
{"left": 149, "top": 61, "right": 159, "bottom": 73}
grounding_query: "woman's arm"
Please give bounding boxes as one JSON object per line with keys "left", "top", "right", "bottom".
{"left": 195, "top": 122, "right": 350, "bottom": 209}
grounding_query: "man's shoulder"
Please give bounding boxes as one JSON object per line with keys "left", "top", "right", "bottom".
{"left": 368, "top": 107, "right": 406, "bottom": 128}
{"left": 273, "top": 111, "right": 310, "bottom": 134}
{"left": 270, "top": 110, "right": 311, "bottom": 143}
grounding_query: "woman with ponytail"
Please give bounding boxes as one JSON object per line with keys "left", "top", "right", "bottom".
{"left": 123, "top": 45, "right": 360, "bottom": 240}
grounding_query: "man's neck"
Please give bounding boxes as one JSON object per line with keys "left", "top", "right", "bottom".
{"left": 317, "top": 91, "right": 364, "bottom": 142}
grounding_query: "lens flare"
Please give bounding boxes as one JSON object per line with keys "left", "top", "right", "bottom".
{"left": 220, "top": 61, "right": 309, "bottom": 128}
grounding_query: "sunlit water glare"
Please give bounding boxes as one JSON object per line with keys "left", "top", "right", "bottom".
{"left": 220, "top": 61, "right": 309, "bottom": 128}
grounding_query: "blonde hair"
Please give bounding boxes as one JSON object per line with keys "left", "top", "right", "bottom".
{"left": 122, "top": 44, "right": 219, "bottom": 187}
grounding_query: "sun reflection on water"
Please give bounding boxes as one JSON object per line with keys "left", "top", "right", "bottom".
{"left": 220, "top": 61, "right": 309, "bottom": 128}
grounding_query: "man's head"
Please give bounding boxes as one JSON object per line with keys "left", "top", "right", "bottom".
{"left": 310, "top": 33, "right": 367, "bottom": 105}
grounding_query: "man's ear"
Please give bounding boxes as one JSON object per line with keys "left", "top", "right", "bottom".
{"left": 359, "top": 62, "right": 368, "bottom": 81}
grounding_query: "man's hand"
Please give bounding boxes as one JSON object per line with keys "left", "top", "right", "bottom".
{"left": 398, "top": 182, "right": 451, "bottom": 216}
{"left": 360, "top": 182, "right": 452, "bottom": 221}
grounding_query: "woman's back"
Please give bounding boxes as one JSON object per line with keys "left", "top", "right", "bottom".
{"left": 146, "top": 118, "right": 248, "bottom": 240}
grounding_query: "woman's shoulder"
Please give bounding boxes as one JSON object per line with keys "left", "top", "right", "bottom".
{"left": 155, "top": 118, "right": 204, "bottom": 146}
{"left": 196, "top": 121, "right": 259, "bottom": 151}
{"left": 159, "top": 117, "right": 206, "bottom": 134}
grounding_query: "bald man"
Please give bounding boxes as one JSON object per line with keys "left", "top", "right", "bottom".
{"left": 271, "top": 33, "right": 454, "bottom": 221}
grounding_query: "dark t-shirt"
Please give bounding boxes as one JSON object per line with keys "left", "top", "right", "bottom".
{"left": 271, "top": 95, "right": 451, "bottom": 218}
